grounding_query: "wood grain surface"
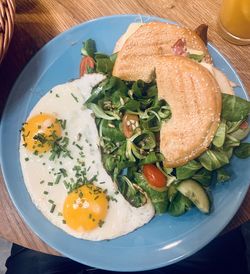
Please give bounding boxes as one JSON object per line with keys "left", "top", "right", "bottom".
{"left": 0, "top": 0, "right": 249, "bottom": 256}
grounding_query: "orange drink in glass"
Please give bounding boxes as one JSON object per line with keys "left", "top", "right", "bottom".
{"left": 218, "top": 0, "right": 250, "bottom": 45}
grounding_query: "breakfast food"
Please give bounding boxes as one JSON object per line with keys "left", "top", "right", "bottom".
{"left": 19, "top": 20, "right": 250, "bottom": 241}
{"left": 19, "top": 73, "right": 154, "bottom": 240}
{"left": 156, "top": 55, "right": 221, "bottom": 167}
{"left": 113, "top": 21, "right": 212, "bottom": 82}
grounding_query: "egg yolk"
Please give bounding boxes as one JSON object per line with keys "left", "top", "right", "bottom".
{"left": 22, "top": 113, "right": 62, "bottom": 153}
{"left": 63, "top": 185, "right": 108, "bottom": 232}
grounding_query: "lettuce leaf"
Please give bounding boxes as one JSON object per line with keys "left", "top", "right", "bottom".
{"left": 221, "top": 94, "right": 250, "bottom": 122}
{"left": 234, "top": 143, "right": 250, "bottom": 159}
{"left": 176, "top": 160, "right": 202, "bottom": 180}
{"left": 199, "top": 149, "right": 229, "bottom": 171}
{"left": 134, "top": 172, "right": 168, "bottom": 214}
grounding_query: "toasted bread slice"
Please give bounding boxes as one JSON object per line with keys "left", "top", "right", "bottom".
{"left": 113, "top": 22, "right": 212, "bottom": 82}
{"left": 113, "top": 23, "right": 143, "bottom": 53}
{"left": 156, "top": 56, "right": 221, "bottom": 167}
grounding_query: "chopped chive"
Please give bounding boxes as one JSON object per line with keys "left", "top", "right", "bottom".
{"left": 71, "top": 93, "right": 79, "bottom": 102}
{"left": 55, "top": 94, "right": 60, "bottom": 98}
{"left": 25, "top": 157, "right": 29, "bottom": 161}
{"left": 48, "top": 182, "right": 53, "bottom": 186}
{"left": 62, "top": 220, "right": 66, "bottom": 224}
{"left": 43, "top": 191, "right": 49, "bottom": 195}
{"left": 54, "top": 175, "right": 62, "bottom": 184}
{"left": 98, "top": 220, "right": 105, "bottom": 228}
{"left": 75, "top": 144, "right": 83, "bottom": 150}
{"left": 77, "top": 133, "right": 82, "bottom": 141}
{"left": 50, "top": 204, "right": 56, "bottom": 213}
{"left": 59, "top": 168, "right": 68, "bottom": 177}
{"left": 40, "top": 180, "right": 45, "bottom": 184}
{"left": 48, "top": 199, "right": 54, "bottom": 204}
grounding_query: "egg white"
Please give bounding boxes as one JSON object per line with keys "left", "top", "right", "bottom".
{"left": 19, "top": 73, "right": 154, "bottom": 241}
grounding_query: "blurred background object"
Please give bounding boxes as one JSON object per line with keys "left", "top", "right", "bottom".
{"left": 0, "top": 0, "right": 15, "bottom": 64}
{"left": 218, "top": 0, "right": 250, "bottom": 45}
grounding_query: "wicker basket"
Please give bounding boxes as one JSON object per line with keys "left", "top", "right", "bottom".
{"left": 0, "top": 0, "right": 15, "bottom": 64}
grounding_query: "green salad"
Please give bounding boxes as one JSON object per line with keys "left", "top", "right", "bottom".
{"left": 79, "top": 39, "right": 250, "bottom": 216}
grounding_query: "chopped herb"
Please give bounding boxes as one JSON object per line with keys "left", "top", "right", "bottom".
{"left": 56, "top": 119, "right": 66, "bottom": 130}
{"left": 55, "top": 94, "right": 60, "bottom": 98}
{"left": 77, "top": 133, "right": 82, "bottom": 141}
{"left": 71, "top": 93, "right": 79, "bottom": 102}
{"left": 110, "top": 196, "right": 118, "bottom": 202}
{"left": 25, "top": 157, "right": 29, "bottom": 161}
{"left": 40, "top": 180, "right": 45, "bottom": 184}
{"left": 54, "top": 175, "right": 62, "bottom": 184}
{"left": 98, "top": 220, "right": 105, "bottom": 228}
{"left": 50, "top": 204, "right": 56, "bottom": 213}
{"left": 48, "top": 199, "right": 54, "bottom": 204}
{"left": 62, "top": 220, "right": 66, "bottom": 224}
{"left": 48, "top": 182, "right": 53, "bottom": 186}
{"left": 75, "top": 144, "right": 83, "bottom": 150}
{"left": 59, "top": 168, "right": 68, "bottom": 177}
{"left": 43, "top": 191, "right": 49, "bottom": 195}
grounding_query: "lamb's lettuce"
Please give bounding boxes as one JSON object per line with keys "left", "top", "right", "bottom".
{"left": 168, "top": 191, "right": 192, "bottom": 217}
{"left": 134, "top": 172, "right": 168, "bottom": 214}
{"left": 234, "top": 143, "right": 250, "bottom": 159}
{"left": 212, "top": 121, "right": 226, "bottom": 148}
{"left": 199, "top": 149, "right": 229, "bottom": 171}
{"left": 221, "top": 94, "right": 250, "bottom": 122}
{"left": 216, "top": 168, "right": 230, "bottom": 183}
{"left": 117, "top": 176, "right": 147, "bottom": 208}
{"left": 176, "top": 160, "right": 202, "bottom": 180}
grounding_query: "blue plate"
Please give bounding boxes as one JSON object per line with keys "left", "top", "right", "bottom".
{"left": 0, "top": 15, "right": 249, "bottom": 272}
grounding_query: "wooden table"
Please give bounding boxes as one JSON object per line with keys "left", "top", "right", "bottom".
{"left": 0, "top": 0, "right": 249, "bottom": 256}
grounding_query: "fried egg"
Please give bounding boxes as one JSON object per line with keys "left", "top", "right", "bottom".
{"left": 19, "top": 73, "right": 154, "bottom": 240}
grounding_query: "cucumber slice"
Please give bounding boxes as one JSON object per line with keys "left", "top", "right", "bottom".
{"left": 177, "top": 180, "right": 210, "bottom": 213}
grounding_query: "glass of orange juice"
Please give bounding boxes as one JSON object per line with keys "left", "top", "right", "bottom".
{"left": 218, "top": 0, "right": 250, "bottom": 45}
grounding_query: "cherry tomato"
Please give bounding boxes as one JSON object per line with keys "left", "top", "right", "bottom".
{"left": 80, "top": 56, "right": 95, "bottom": 76}
{"left": 122, "top": 113, "right": 139, "bottom": 138}
{"left": 143, "top": 164, "right": 166, "bottom": 188}
{"left": 240, "top": 121, "right": 248, "bottom": 129}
